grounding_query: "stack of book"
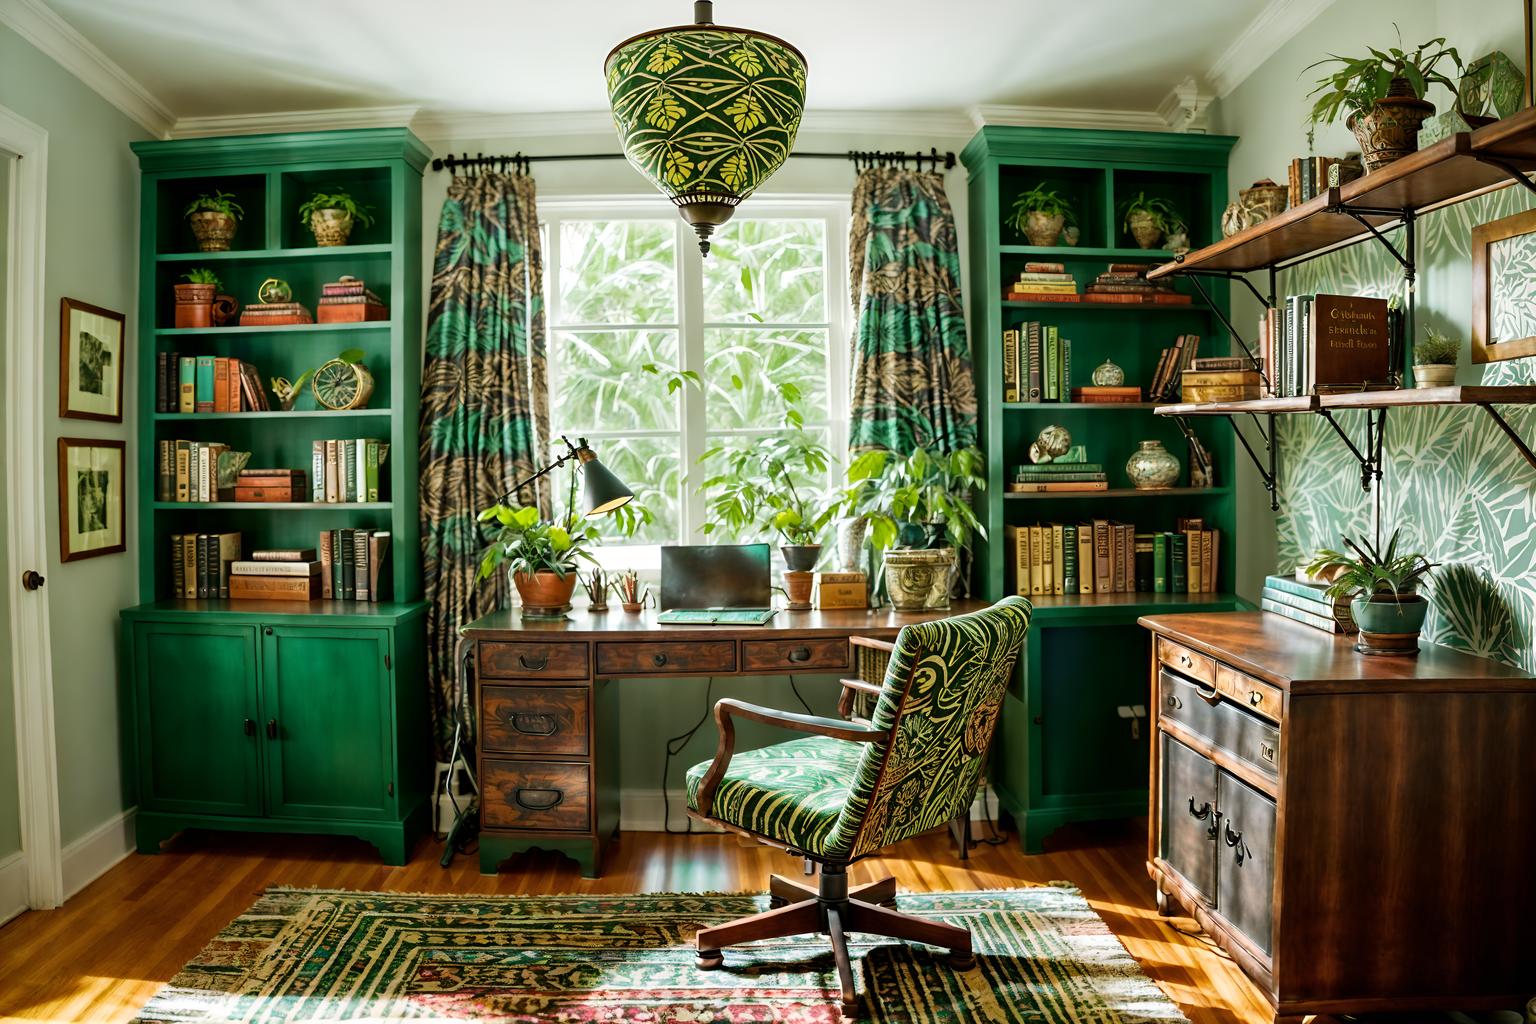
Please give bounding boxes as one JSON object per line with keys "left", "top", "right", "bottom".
{"left": 1001, "top": 322, "right": 1071, "bottom": 402}
{"left": 1181, "top": 367, "right": 1263, "bottom": 403}
{"left": 1149, "top": 334, "right": 1202, "bottom": 401}
{"left": 238, "top": 301, "right": 313, "bottom": 326}
{"left": 235, "top": 468, "right": 308, "bottom": 503}
{"left": 1008, "top": 463, "right": 1107, "bottom": 493}
{"left": 1071, "top": 385, "right": 1142, "bottom": 404}
{"left": 229, "top": 547, "right": 322, "bottom": 602}
{"left": 317, "top": 275, "right": 389, "bottom": 323}
{"left": 1258, "top": 293, "right": 1393, "bottom": 398}
{"left": 156, "top": 440, "right": 231, "bottom": 502}
{"left": 168, "top": 531, "right": 241, "bottom": 599}
{"left": 311, "top": 439, "right": 390, "bottom": 503}
{"left": 1004, "top": 517, "right": 1220, "bottom": 596}
{"left": 320, "top": 529, "right": 392, "bottom": 602}
{"left": 1005, "top": 262, "right": 1079, "bottom": 302}
{"left": 158, "top": 354, "right": 268, "bottom": 413}
{"left": 1260, "top": 574, "right": 1357, "bottom": 634}
{"left": 1084, "top": 263, "right": 1191, "bottom": 305}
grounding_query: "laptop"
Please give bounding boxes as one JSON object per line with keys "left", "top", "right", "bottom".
{"left": 657, "top": 544, "right": 776, "bottom": 625}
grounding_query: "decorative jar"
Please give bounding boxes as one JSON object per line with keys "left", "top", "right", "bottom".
{"left": 1091, "top": 359, "right": 1126, "bottom": 386}
{"left": 1125, "top": 440, "right": 1180, "bottom": 489}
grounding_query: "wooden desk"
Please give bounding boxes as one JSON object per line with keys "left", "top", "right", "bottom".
{"left": 462, "top": 601, "right": 989, "bottom": 876}
{"left": 1140, "top": 611, "right": 1536, "bottom": 1024}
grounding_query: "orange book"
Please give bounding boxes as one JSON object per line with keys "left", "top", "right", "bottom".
{"left": 213, "top": 358, "right": 230, "bottom": 413}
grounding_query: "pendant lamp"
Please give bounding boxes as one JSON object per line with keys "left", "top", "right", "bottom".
{"left": 605, "top": 1, "right": 807, "bottom": 256}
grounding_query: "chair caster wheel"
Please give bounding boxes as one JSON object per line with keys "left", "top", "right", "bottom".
{"left": 697, "top": 948, "right": 723, "bottom": 970}
{"left": 949, "top": 950, "right": 977, "bottom": 971}
{"left": 840, "top": 997, "right": 863, "bottom": 1019}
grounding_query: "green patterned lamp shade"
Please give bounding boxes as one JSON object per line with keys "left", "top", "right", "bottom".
{"left": 605, "top": 0, "right": 806, "bottom": 255}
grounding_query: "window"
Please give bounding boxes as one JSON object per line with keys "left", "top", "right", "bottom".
{"left": 543, "top": 199, "right": 849, "bottom": 561}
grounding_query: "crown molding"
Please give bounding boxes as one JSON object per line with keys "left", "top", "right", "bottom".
{"left": 1157, "top": 76, "right": 1216, "bottom": 132}
{"left": 0, "top": 0, "right": 174, "bottom": 137}
{"left": 969, "top": 103, "right": 1166, "bottom": 132}
{"left": 170, "top": 104, "right": 420, "bottom": 139}
{"left": 411, "top": 109, "right": 616, "bottom": 141}
{"left": 1208, "top": 0, "right": 1340, "bottom": 98}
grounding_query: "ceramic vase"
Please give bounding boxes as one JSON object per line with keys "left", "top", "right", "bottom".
{"left": 1413, "top": 364, "right": 1456, "bottom": 389}
{"left": 1091, "top": 359, "right": 1126, "bottom": 386}
{"left": 1349, "top": 79, "right": 1435, "bottom": 172}
{"left": 188, "top": 211, "right": 237, "bottom": 251}
{"left": 1350, "top": 593, "right": 1428, "bottom": 655}
{"left": 781, "top": 544, "right": 820, "bottom": 572}
{"left": 513, "top": 570, "right": 577, "bottom": 617}
{"left": 1127, "top": 211, "right": 1163, "bottom": 249}
{"left": 835, "top": 517, "right": 867, "bottom": 572}
{"left": 173, "top": 282, "right": 215, "bottom": 328}
{"left": 882, "top": 548, "right": 956, "bottom": 611}
{"left": 1126, "top": 439, "right": 1181, "bottom": 489}
{"left": 1023, "top": 211, "right": 1065, "bottom": 246}
{"left": 310, "top": 208, "right": 355, "bottom": 246}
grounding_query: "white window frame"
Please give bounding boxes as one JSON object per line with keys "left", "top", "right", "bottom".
{"left": 542, "top": 195, "right": 851, "bottom": 570}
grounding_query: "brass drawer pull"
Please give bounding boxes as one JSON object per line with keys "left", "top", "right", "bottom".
{"left": 514, "top": 788, "right": 564, "bottom": 811}
{"left": 1193, "top": 683, "right": 1223, "bottom": 706}
{"left": 1177, "top": 653, "right": 1193, "bottom": 668}
{"left": 787, "top": 646, "right": 812, "bottom": 663}
{"left": 1249, "top": 690, "right": 1264, "bottom": 707}
{"left": 652, "top": 653, "right": 668, "bottom": 667}
{"left": 518, "top": 653, "right": 549, "bottom": 671}
{"left": 503, "top": 711, "right": 557, "bottom": 736}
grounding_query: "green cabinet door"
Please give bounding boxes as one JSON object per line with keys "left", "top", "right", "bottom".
{"left": 133, "top": 622, "right": 261, "bottom": 816}
{"left": 260, "top": 625, "right": 395, "bottom": 821}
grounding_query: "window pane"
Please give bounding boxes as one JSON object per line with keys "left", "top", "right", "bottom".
{"left": 565, "top": 436, "right": 681, "bottom": 546}
{"left": 553, "top": 330, "right": 679, "bottom": 433}
{"left": 704, "top": 328, "right": 829, "bottom": 431}
{"left": 558, "top": 221, "right": 676, "bottom": 324}
{"left": 703, "top": 219, "right": 826, "bottom": 324}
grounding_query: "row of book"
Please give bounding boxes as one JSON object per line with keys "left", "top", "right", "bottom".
{"left": 1257, "top": 293, "right": 1393, "bottom": 398}
{"left": 1260, "top": 573, "right": 1357, "bottom": 634}
{"left": 1008, "top": 462, "right": 1107, "bottom": 493}
{"left": 155, "top": 440, "right": 231, "bottom": 502}
{"left": 166, "top": 533, "right": 391, "bottom": 602}
{"left": 1287, "top": 154, "right": 1361, "bottom": 207}
{"left": 155, "top": 354, "right": 270, "bottom": 413}
{"left": 1005, "top": 518, "right": 1221, "bottom": 596}
{"left": 1148, "top": 335, "right": 1203, "bottom": 402}
{"left": 1001, "top": 322, "right": 1071, "bottom": 402}
{"left": 312, "top": 439, "right": 390, "bottom": 503}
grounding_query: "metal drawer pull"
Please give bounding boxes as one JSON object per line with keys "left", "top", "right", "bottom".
{"left": 505, "top": 711, "right": 557, "bottom": 736}
{"left": 518, "top": 653, "right": 549, "bottom": 671}
{"left": 1193, "top": 683, "right": 1223, "bottom": 706}
{"left": 1177, "top": 653, "right": 1193, "bottom": 668}
{"left": 1249, "top": 690, "right": 1264, "bottom": 706}
{"left": 514, "top": 788, "right": 564, "bottom": 811}
{"left": 266, "top": 718, "right": 278, "bottom": 740}
{"left": 1165, "top": 694, "right": 1183, "bottom": 710}
{"left": 243, "top": 718, "right": 255, "bottom": 737}
{"left": 652, "top": 653, "right": 668, "bottom": 667}
{"left": 1224, "top": 820, "right": 1249, "bottom": 864}
{"left": 787, "top": 646, "right": 812, "bottom": 663}
{"left": 1259, "top": 741, "right": 1276, "bottom": 764}
{"left": 1187, "top": 797, "right": 1211, "bottom": 820}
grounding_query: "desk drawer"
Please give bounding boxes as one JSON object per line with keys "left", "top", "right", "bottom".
{"left": 1215, "top": 664, "right": 1283, "bottom": 725}
{"left": 1160, "top": 669, "right": 1279, "bottom": 778}
{"left": 596, "top": 640, "right": 735, "bottom": 676}
{"left": 482, "top": 686, "right": 589, "bottom": 756}
{"left": 742, "top": 637, "right": 849, "bottom": 672}
{"left": 1157, "top": 636, "right": 1215, "bottom": 685}
{"left": 479, "top": 641, "right": 589, "bottom": 680}
{"left": 482, "top": 759, "right": 590, "bottom": 832}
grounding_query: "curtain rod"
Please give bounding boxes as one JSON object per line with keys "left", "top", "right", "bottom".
{"left": 430, "top": 148, "right": 957, "bottom": 176}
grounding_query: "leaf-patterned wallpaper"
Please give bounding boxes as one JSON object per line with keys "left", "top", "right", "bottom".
{"left": 1275, "top": 185, "right": 1536, "bottom": 671}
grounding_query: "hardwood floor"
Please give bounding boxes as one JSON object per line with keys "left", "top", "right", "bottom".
{"left": 0, "top": 819, "right": 1272, "bottom": 1024}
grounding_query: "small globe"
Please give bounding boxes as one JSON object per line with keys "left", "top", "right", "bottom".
{"left": 1091, "top": 359, "right": 1126, "bottom": 387}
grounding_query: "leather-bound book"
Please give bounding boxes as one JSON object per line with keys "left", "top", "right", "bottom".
{"left": 1307, "top": 293, "right": 1391, "bottom": 389}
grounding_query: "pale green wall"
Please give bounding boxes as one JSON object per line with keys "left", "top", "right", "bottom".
{"left": 0, "top": 153, "right": 17, "bottom": 860}
{"left": 0, "top": 24, "right": 147, "bottom": 845}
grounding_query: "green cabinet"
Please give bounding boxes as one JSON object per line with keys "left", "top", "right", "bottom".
{"left": 125, "top": 605, "right": 429, "bottom": 864}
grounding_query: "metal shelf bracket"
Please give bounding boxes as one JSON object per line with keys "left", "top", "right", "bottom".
{"left": 1476, "top": 403, "right": 1536, "bottom": 470}
{"left": 1173, "top": 412, "right": 1278, "bottom": 511}
{"left": 1181, "top": 274, "right": 1273, "bottom": 394}
{"left": 1473, "top": 154, "right": 1536, "bottom": 200}
{"left": 1317, "top": 407, "right": 1387, "bottom": 493}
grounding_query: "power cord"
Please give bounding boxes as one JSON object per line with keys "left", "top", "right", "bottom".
{"left": 661, "top": 677, "right": 716, "bottom": 834}
{"left": 788, "top": 675, "right": 815, "bottom": 715}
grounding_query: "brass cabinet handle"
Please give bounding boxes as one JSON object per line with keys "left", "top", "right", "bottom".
{"left": 518, "top": 653, "right": 548, "bottom": 671}
{"left": 1177, "top": 653, "right": 1192, "bottom": 668}
{"left": 787, "top": 646, "right": 812, "bottom": 663}
{"left": 1249, "top": 690, "right": 1264, "bottom": 707}
{"left": 514, "top": 788, "right": 564, "bottom": 811}
{"left": 266, "top": 718, "right": 278, "bottom": 740}
{"left": 505, "top": 711, "right": 557, "bottom": 736}
{"left": 652, "top": 653, "right": 668, "bottom": 667}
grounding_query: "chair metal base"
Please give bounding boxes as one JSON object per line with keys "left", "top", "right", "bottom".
{"left": 695, "top": 864, "right": 976, "bottom": 1016}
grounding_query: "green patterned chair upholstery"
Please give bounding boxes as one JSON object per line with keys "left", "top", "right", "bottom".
{"left": 686, "top": 596, "right": 1032, "bottom": 1013}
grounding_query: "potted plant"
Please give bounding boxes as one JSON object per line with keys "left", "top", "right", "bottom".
{"left": 700, "top": 431, "right": 837, "bottom": 573}
{"left": 299, "top": 189, "right": 375, "bottom": 247}
{"left": 1007, "top": 184, "right": 1075, "bottom": 247}
{"left": 1119, "top": 192, "right": 1183, "bottom": 250}
{"left": 173, "top": 268, "right": 221, "bottom": 328}
{"left": 1305, "top": 35, "right": 1462, "bottom": 172}
{"left": 846, "top": 445, "right": 986, "bottom": 611}
{"left": 476, "top": 503, "right": 601, "bottom": 617}
{"left": 1412, "top": 328, "right": 1459, "bottom": 388}
{"left": 183, "top": 191, "right": 244, "bottom": 251}
{"left": 1306, "top": 528, "right": 1437, "bottom": 656}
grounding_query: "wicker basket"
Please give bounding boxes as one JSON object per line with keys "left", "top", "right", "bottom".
{"left": 309, "top": 209, "right": 354, "bottom": 247}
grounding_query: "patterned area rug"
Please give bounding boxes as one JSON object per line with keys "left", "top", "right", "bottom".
{"left": 135, "top": 887, "right": 1187, "bottom": 1023}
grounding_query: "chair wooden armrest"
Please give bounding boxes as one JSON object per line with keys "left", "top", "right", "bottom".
{"left": 849, "top": 635, "right": 897, "bottom": 654}
{"left": 837, "top": 677, "right": 883, "bottom": 720}
{"left": 694, "top": 698, "right": 887, "bottom": 818}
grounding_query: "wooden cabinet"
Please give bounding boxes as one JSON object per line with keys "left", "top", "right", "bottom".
{"left": 125, "top": 606, "right": 429, "bottom": 864}
{"left": 1143, "top": 611, "right": 1536, "bottom": 1023}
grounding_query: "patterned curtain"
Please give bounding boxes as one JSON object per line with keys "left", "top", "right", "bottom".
{"left": 419, "top": 171, "right": 550, "bottom": 758}
{"left": 848, "top": 167, "right": 977, "bottom": 453}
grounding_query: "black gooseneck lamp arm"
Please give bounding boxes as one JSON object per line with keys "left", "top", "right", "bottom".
{"left": 495, "top": 435, "right": 634, "bottom": 518}
{"left": 497, "top": 435, "right": 587, "bottom": 507}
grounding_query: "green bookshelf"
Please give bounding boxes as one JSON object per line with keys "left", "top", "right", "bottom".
{"left": 961, "top": 126, "right": 1249, "bottom": 851}
{"left": 121, "top": 129, "right": 431, "bottom": 863}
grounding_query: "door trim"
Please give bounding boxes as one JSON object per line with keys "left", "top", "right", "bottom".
{"left": 0, "top": 104, "right": 63, "bottom": 909}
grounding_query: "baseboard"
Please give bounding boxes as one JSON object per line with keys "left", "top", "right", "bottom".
{"left": 61, "top": 807, "right": 136, "bottom": 900}
{"left": 619, "top": 787, "right": 1002, "bottom": 833}
{"left": 0, "top": 851, "right": 26, "bottom": 925}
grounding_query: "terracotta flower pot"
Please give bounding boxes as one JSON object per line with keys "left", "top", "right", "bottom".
{"left": 783, "top": 570, "right": 814, "bottom": 611}
{"left": 1412, "top": 363, "right": 1456, "bottom": 389}
{"left": 1349, "top": 592, "right": 1428, "bottom": 656}
{"left": 1023, "top": 211, "right": 1065, "bottom": 247}
{"left": 173, "top": 282, "right": 216, "bottom": 328}
{"left": 512, "top": 570, "right": 577, "bottom": 617}
{"left": 310, "top": 209, "right": 354, "bottom": 246}
{"left": 1349, "top": 79, "right": 1435, "bottom": 173}
{"left": 882, "top": 548, "right": 957, "bottom": 611}
{"left": 1127, "top": 211, "right": 1164, "bottom": 249}
{"left": 188, "top": 211, "right": 237, "bottom": 251}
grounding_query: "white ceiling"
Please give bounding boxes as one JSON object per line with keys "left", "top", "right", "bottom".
{"left": 37, "top": 0, "right": 1273, "bottom": 126}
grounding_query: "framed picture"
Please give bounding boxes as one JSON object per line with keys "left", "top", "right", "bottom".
{"left": 60, "top": 297, "right": 125, "bottom": 422}
{"left": 1472, "top": 208, "right": 1536, "bottom": 363}
{"left": 57, "top": 437, "right": 126, "bottom": 562}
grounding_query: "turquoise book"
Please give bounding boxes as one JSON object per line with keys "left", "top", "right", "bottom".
{"left": 178, "top": 356, "right": 195, "bottom": 413}
{"left": 194, "top": 356, "right": 215, "bottom": 412}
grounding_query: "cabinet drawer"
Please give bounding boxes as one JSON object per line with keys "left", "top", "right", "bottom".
{"left": 1216, "top": 770, "right": 1277, "bottom": 957}
{"left": 1160, "top": 669, "right": 1279, "bottom": 778}
{"left": 1160, "top": 733, "right": 1218, "bottom": 903}
{"left": 1215, "top": 664, "right": 1283, "bottom": 725}
{"left": 481, "top": 686, "right": 589, "bottom": 756}
{"left": 479, "top": 641, "right": 589, "bottom": 680}
{"left": 741, "top": 637, "right": 849, "bottom": 672}
{"left": 1157, "top": 636, "right": 1215, "bottom": 685}
{"left": 482, "top": 759, "right": 590, "bottom": 832}
{"left": 596, "top": 640, "right": 735, "bottom": 676}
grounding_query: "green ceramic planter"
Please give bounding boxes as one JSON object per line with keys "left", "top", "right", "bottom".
{"left": 1349, "top": 592, "right": 1428, "bottom": 655}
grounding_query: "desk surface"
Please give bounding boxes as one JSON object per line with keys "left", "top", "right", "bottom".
{"left": 462, "top": 600, "right": 993, "bottom": 640}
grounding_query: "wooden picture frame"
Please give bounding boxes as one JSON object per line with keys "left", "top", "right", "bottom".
{"left": 1471, "top": 207, "right": 1536, "bottom": 363}
{"left": 57, "top": 437, "right": 126, "bottom": 562}
{"left": 59, "top": 297, "right": 125, "bottom": 422}
{"left": 1527, "top": 0, "right": 1535, "bottom": 108}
